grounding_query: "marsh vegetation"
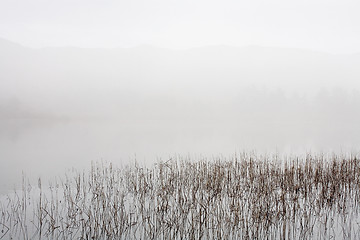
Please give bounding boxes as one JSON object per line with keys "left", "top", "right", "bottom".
{"left": 1, "top": 153, "right": 360, "bottom": 239}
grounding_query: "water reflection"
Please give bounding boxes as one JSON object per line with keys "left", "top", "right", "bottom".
{"left": 1, "top": 114, "right": 360, "bottom": 194}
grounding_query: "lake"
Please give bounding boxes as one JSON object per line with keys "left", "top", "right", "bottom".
{"left": 1, "top": 116, "right": 360, "bottom": 194}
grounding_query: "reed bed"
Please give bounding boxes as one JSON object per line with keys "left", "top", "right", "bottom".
{"left": 1, "top": 153, "right": 360, "bottom": 239}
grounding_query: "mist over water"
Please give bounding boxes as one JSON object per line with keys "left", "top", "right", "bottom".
{"left": 2, "top": 2, "right": 360, "bottom": 239}
{"left": 1, "top": 39, "right": 360, "bottom": 193}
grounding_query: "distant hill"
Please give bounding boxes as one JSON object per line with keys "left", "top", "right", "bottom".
{"left": 1, "top": 38, "right": 360, "bottom": 154}
{"left": 1, "top": 37, "right": 360, "bottom": 118}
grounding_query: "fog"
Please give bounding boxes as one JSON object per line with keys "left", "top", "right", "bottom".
{"left": 2, "top": 0, "right": 360, "bottom": 54}
{"left": 1, "top": 37, "right": 360, "bottom": 193}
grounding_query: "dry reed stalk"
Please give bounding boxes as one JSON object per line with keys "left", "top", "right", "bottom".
{"left": 1, "top": 154, "right": 360, "bottom": 239}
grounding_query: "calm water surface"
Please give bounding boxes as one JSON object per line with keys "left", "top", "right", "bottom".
{"left": 1, "top": 118, "right": 359, "bottom": 194}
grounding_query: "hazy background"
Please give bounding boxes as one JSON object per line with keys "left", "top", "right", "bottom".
{"left": 1, "top": 0, "right": 360, "bottom": 193}
{"left": 1, "top": 0, "right": 360, "bottom": 53}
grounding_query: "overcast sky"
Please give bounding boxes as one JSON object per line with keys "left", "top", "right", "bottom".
{"left": 0, "top": 0, "right": 360, "bottom": 53}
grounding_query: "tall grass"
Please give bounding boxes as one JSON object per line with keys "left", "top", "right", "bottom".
{"left": 1, "top": 153, "right": 360, "bottom": 239}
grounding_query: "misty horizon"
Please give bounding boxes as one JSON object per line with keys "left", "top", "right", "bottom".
{"left": 2, "top": 35, "right": 360, "bottom": 194}
{"left": 1, "top": 0, "right": 360, "bottom": 193}
{"left": 4, "top": 37, "right": 360, "bottom": 55}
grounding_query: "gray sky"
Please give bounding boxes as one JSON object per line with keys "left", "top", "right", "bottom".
{"left": 1, "top": 0, "right": 360, "bottom": 53}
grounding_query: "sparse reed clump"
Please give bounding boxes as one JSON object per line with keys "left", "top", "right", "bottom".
{"left": 1, "top": 153, "right": 360, "bottom": 239}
